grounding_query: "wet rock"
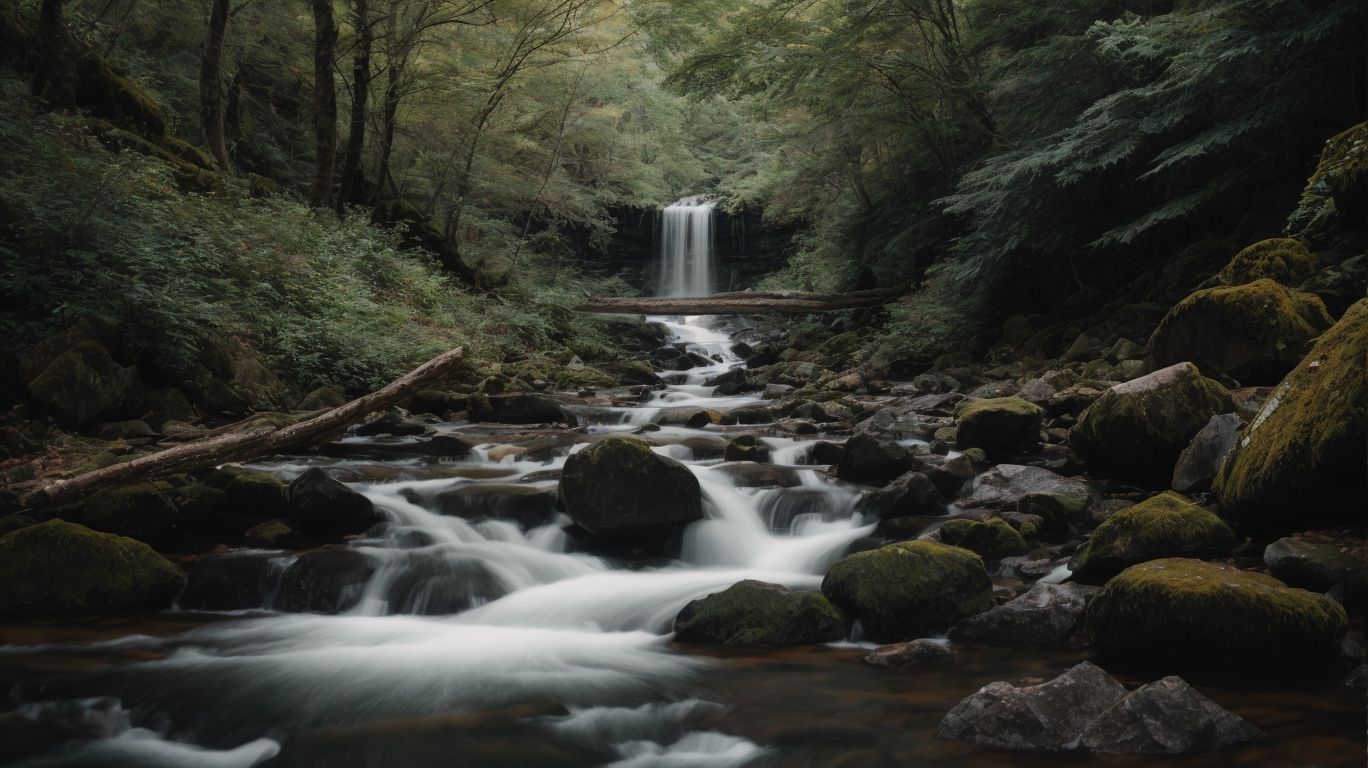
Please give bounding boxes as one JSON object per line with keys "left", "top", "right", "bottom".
{"left": 709, "top": 462, "right": 803, "bottom": 489}
{"left": 912, "top": 453, "right": 976, "bottom": 499}
{"left": 937, "top": 518, "right": 1028, "bottom": 559}
{"left": 1078, "top": 676, "right": 1262, "bottom": 754}
{"left": 54, "top": 482, "right": 178, "bottom": 541}
{"left": 706, "top": 366, "right": 750, "bottom": 395}
{"left": 472, "top": 393, "right": 578, "bottom": 426}
{"left": 956, "top": 397, "right": 1043, "bottom": 457}
{"left": 1171, "top": 413, "right": 1240, "bottom": 493}
{"left": 380, "top": 554, "right": 507, "bottom": 615}
{"left": 674, "top": 580, "right": 846, "bottom": 647}
{"left": 762, "top": 383, "right": 794, "bottom": 399}
{"left": 1069, "top": 362, "right": 1231, "bottom": 485}
{"left": 319, "top": 434, "right": 472, "bottom": 460}
{"left": 1087, "top": 558, "right": 1348, "bottom": 668}
{"left": 953, "top": 583, "right": 1098, "bottom": 644}
{"left": 220, "top": 468, "right": 290, "bottom": 519}
{"left": 787, "top": 400, "right": 842, "bottom": 423}
{"left": 1070, "top": 492, "right": 1236, "bottom": 583}
{"left": 808, "top": 441, "right": 845, "bottom": 466}
{"left": 559, "top": 437, "right": 702, "bottom": 540}
{"left": 275, "top": 549, "right": 375, "bottom": 613}
{"left": 821, "top": 540, "right": 993, "bottom": 641}
{"left": 178, "top": 552, "right": 282, "bottom": 611}
{"left": 245, "top": 519, "right": 296, "bottom": 548}
{"left": 0, "top": 520, "right": 184, "bottom": 616}
{"left": 937, "top": 661, "right": 1126, "bottom": 751}
{"left": 355, "top": 408, "right": 431, "bottom": 436}
{"left": 1263, "top": 530, "right": 1368, "bottom": 604}
{"left": 856, "top": 471, "right": 945, "bottom": 519}
{"left": 724, "top": 434, "right": 770, "bottom": 463}
{"left": 864, "top": 638, "right": 953, "bottom": 669}
{"left": 963, "top": 464, "right": 1093, "bottom": 529}
{"left": 834, "top": 433, "right": 912, "bottom": 485}
{"left": 430, "top": 484, "right": 558, "bottom": 528}
{"left": 288, "top": 468, "right": 381, "bottom": 535}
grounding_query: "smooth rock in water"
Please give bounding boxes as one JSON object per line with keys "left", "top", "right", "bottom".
{"left": 355, "top": 409, "right": 430, "bottom": 436}
{"left": 275, "top": 549, "right": 375, "bottom": 613}
{"left": 936, "top": 661, "right": 1127, "bottom": 751}
{"left": 1263, "top": 530, "right": 1368, "bottom": 603}
{"left": 964, "top": 464, "right": 1093, "bottom": 529}
{"left": 808, "top": 441, "right": 845, "bottom": 466}
{"left": 1215, "top": 298, "right": 1368, "bottom": 533}
{"left": 821, "top": 540, "right": 993, "bottom": 642}
{"left": 834, "top": 433, "right": 912, "bottom": 485}
{"left": 430, "top": 483, "right": 558, "bottom": 529}
{"left": 1086, "top": 558, "right": 1348, "bottom": 668}
{"left": 913, "top": 453, "right": 976, "bottom": 499}
{"left": 245, "top": 519, "right": 296, "bottom": 548}
{"left": 288, "top": 468, "right": 381, "bottom": 535}
{"left": 723, "top": 434, "right": 770, "bottom": 463}
{"left": 1078, "top": 676, "right": 1262, "bottom": 754}
{"left": 674, "top": 580, "right": 846, "bottom": 647}
{"left": 706, "top": 366, "right": 749, "bottom": 395}
{"left": 471, "top": 393, "right": 577, "bottom": 426}
{"left": 55, "top": 482, "right": 178, "bottom": 541}
{"left": 953, "top": 583, "right": 1098, "bottom": 645}
{"left": 178, "top": 552, "right": 281, "bottom": 611}
{"left": 857, "top": 471, "right": 945, "bottom": 519}
{"left": 381, "top": 555, "right": 507, "bottom": 615}
{"left": 1070, "top": 492, "right": 1236, "bottom": 583}
{"left": 864, "top": 638, "right": 953, "bottom": 669}
{"left": 1171, "top": 413, "right": 1241, "bottom": 493}
{"left": 559, "top": 437, "right": 702, "bottom": 539}
{"left": 956, "top": 397, "right": 1043, "bottom": 457}
{"left": 0, "top": 520, "right": 184, "bottom": 616}
{"left": 938, "top": 517, "right": 1028, "bottom": 559}
{"left": 1069, "top": 362, "right": 1231, "bottom": 486}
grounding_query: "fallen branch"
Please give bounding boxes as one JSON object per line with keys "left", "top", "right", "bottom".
{"left": 20, "top": 346, "right": 465, "bottom": 511}
{"left": 576, "top": 283, "right": 909, "bottom": 315}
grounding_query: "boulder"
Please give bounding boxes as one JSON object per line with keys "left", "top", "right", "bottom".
{"left": 429, "top": 483, "right": 558, "bottom": 528}
{"left": 559, "top": 437, "right": 702, "bottom": 540}
{"left": 1070, "top": 492, "right": 1236, "bottom": 583}
{"left": 821, "top": 541, "right": 994, "bottom": 641}
{"left": 706, "top": 367, "right": 749, "bottom": 395}
{"left": 833, "top": 433, "right": 912, "bottom": 485}
{"left": 296, "top": 384, "right": 347, "bottom": 411}
{"left": 379, "top": 554, "right": 508, "bottom": 615}
{"left": 355, "top": 409, "right": 431, "bottom": 436}
{"left": 953, "top": 582, "right": 1098, "bottom": 645}
{"left": 275, "top": 549, "right": 375, "bottom": 613}
{"left": 1216, "top": 238, "right": 1317, "bottom": 286}
{"left": 55, "top": 482, "right": 178, "bottom": 541}
{"left": 1171, "top": 413, "right": 1240, "bottom": 493}
{"left": 221, "top": 468, "right": 290, "bottom": 519}
{"left": 723, "top": 434, "right": 770, "bottom": 463}
{"left": 1078, "top": 676, "right": 1262, "bottom": 754}
{"left": 963, "top": 464, "right": 1093, "bottom": 529}
{"left": 288, "top": 468, "right": 381, "bottom": 535}
{"left": 1263, "top": 531, "right": 1368, "bottom": 604}
{"left": 140, "top": 388, "right": 197, "bottom": 430}
{"left": 245, "top": 520, "right": 296, "bottom": 548}
{"left": 1149, "top": 279, "right": 1332, "bottom": 384}
{"left": 1215, "top": 299, "right": 1368, "bottom": 533}
{"left": 178, "top": 552, "right": 280, "bottom": 611}
{"left": 1086, "top": 558, "right": 1348, "bottom": 668}
{"left": 25, "top": 336, "right": 138, "bottom": 427}
{"left": 937, "top": 662, "right": 1126, "bottom": 751}
{"left": 0, "top": 520, "right": 184, "bottom": 616}
{"left": 1069, "top": 362, "right": 1231, "bottom": 485}
{"left": 956, "top": 397, "right": 1043, "bottom": 457}
{"left": 856, "top": 471, "right": 945, "bottom": 519}
{"left": 913, "top": 453, "right": 976, "bottom": 499}
{"left": 674, "top": 580, "right": 846, "bottom": 647}
{"left": 864, "top": 638, "right": 953, "bottom": 669}
{"left": 937, "top": 518, "right": 1028, "bottom": 559}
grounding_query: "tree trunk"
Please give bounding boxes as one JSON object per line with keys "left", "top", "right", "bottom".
{"left": 372, "top": 63, "right": 401, "bottom": 203}
{"left": 576, "top": 284, "right": 910, "bottom": 315}
{"left": 19, "top": 346, "right": 465, "bottom": 511}
{"left": 310, "top": 0, "right": 338, "bottom": 209}
{"left": 32, "top": 0, "right": 78, "bottom": 106}
{"left": 336, "top": 0, "right": 371, "bottom": 211}
{"left": 199, "top": 0, "right": 231, "bottom": 170}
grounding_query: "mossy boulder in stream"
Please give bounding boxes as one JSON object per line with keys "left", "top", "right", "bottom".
{"left": 1086, "top": 558, "right": 1347, "bottom": 668}
{"left": 1069, "top": 362, "right": 1231, "bottom": 485}
{"left": 1149, "top": 279, "right": 1332, "bottom": 384}
{"left": 938, "top": 518, "right": 1028, "bottom": 559}
{"left": 821, "top": 540, "right": 993, "bottom": 641}
{"left": 55, "top": 482, "right": 178, "bottom": 542}
{"left": 1215, "top": 299, "right": 1368, "bottom": 533}
{"left": 674, "top": 580, "right": 846, "bottom": 646}
{"left": 955, "top": 397, "right": 1043, "bottom": 457}
{"left": 1071, "top": 492, "right": 1235, "bottom": 583}
{"left": 559, "top": 437, "right": 702, "bottom": 540}
{"left": 1216, "top": 238, "right": 1317, "bottom": 286}
{"left": 0, "top": 520, "right": 184, "bottom": 616}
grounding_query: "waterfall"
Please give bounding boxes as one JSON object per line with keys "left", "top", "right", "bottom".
{"left": 657, "top": 196, "right": 716, "bottom": 297}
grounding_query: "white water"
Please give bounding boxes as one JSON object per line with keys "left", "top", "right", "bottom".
{"left": 657, "top": 197, "right": 716, "bottom": 298}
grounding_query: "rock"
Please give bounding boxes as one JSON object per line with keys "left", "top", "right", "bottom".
{"left": 1171, "top": 413, "right": 1240, "bottom": 493}
{"left": 1086, "top": 558, "right": 1349, "bottom": 668}
{"left": 864, "top": 638, "right": 953, "bottom": 669}
{"left": 288, "top": 468, "right": 381, "bottom": 535}
{"left": 0, "top": 520, "right": 184, "bottom": 616}
{"left": 953, "top": 583, "right": 1098, "bottom": 645}
{"left": 25, "top": 336, "right": 138, "bottom": 427}
{"left": 379, "top": 555, "right": 507, "bottom": 615}
{"left": 956, "top": 397, "right": 1043, "bottom": 457}
{"left": 673, "top": 580, "right": 846, "bottom": 646}
{"left": 355, "top": 409, "right": 431, "bottom": 436}
{"left": 160, "top": 420, "right": 207, "bottom": 440}
{"left": 857, "top": 471, "right": 945, "bottom": 519}
{"left": 178, "top": 552, "right": 280, "bottom": 611}
{"left": 559, "top": 437, "right": 702, "bottom": 540}
{"left": 1216, "top": 238, "right": 1317, "bottom": 286}
{"left": 141, "top": 388, "right": 197, "bottom": 430}
{"left": 913, "top": 453, "right": 976, "bottom": 499}
{"left": 833, "top": 433, "right": 912, "bottom": 485}
{"left": 221, "top": 468, "right": 290, "bottom": 519}
{"left": 808, "top": 441, "right": 845, "bottom": 465}
{"left": 1078, "top": 676, "right": 1262, "bottom": 754}
{"left": 1263, "top": 531, "right": 1368, "bottom": 604}
{"left": 245, "top": 520, "right": 296, "bottom": 548}
{"left": 296, "top": 384, "right": 347, "bottom": 410}
{"left": 1070, "top": 492, "right": 1236, "bottom": 583}
{"left": 56, "top": 482, "right": 178, "bottom": 541}
{"left": 1069, "top": 362, "right": 1232, "bottom": 485}
{"left": 936, "top": 661, "right": 1127, "bottom": 751}
{"left": 938, "top": 518, "right": 1028, "bottom": 559}
{"left": 723, "top": 434, "right": 770, "bottom": 463}
{"left": 96, "top": 420, "right": 158, "bottom": 444}
{"left": 275, "top": 549, "right": 375, "bottom": 613}
{"left": 1149, "top": 279, "right": 1333, "bottom": 384}
{"left": 821, "top": 541, "right": 994, "bottom": 641}
{"left": 1215, "top": 299, "right": 1368, "bottom": 533}
{"left": 963, "top": 464, "right": 1093, "bottom": 529}
{"left": 430, "top": 484, "right": 558, "bottom": 528}
{"left": 706, "top": 367, "right": 749, "bottom": 395}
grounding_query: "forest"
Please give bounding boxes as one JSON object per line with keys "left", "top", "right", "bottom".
{"left": 0, "top": 0, "right": 1364, "bottom": 766}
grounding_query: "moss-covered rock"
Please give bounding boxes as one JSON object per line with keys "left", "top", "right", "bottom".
{"left": 55, "top": 482, "right": 178, "bottom": 541}
{"left": 24, "top": 336, "right": 138, "bottom": 427}
{"left": 559, "top": 437, "right": 702, "bottom": 539}
{"left": 1070, "top": 362, "right": 1231, "bottom": 485}
{"left": 1217, "top": 239, "right": 1317, "bottom": 286}
{"left": 1289, "top": 122, "right": 1368, "bottom": 238}
{"left": 821, "top": 540, "right": 994, "bottom": 641}
{"left": 673, "top": 580, "right": 846, "bottom": 646}
{"left": 1149, "top": 279, "right": 1333, "bottom": 384}
{"left": 295, "top": 384, "right": 347, "bottom": 411}
{"left": 723, "top": 434, "right": 770, "bottom": 463}
{"left": 1086, "top": 558, "right": 1348, "bottom": 668}
{"left": 955, "top": 397, "right": 1043, "bottom": 457}
{"left": 1071, "top": 492, "right": 1235, "bottom": 583}
{"left": 0, "top": 520, "right": 184, "bottom": 616}
{"left": 221, "top": 468, "right": 290, "bottom": 519}
{"left": 938, "top": 518, "right": 1028, "bottom": 559}
{"left": 1215, "top": 299, "right": 1368, "bottom": 532}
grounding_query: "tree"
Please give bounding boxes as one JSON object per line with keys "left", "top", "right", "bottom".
{"left": 336, "top": 0, "right": 373, "bottom": 208}
{"left": 311, "top": 0, "right": 338, "bottom": 209}
{"left": 199, "top": 0, "right": 232, "bottom": 170}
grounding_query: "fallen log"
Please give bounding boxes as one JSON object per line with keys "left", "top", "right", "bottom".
{"left": 19, "top": 346, "right": 465, "bottom": 511}
{"left": 576, "top": 283, "right": 908, "bottom": 315}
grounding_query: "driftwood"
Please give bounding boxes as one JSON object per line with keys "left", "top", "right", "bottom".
{"left": 576, "top": 283, "right": 908, "bottom": 315}
{"left": 19, "top": 346, "right": 465, "bottom": 511}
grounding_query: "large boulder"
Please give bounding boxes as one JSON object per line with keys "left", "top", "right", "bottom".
{"left": 287, "top": 468, "right": 381, "bottom": 535}
{"left": 955, "top": 397, "right": 1043, "bottom": 457}
{"left": 1078, "top": 676, "right": 1262, "bottom": 754}
{"left": 1149, "top": 279, "right": 1333, "bottom": 384}
{"left": 953, "top": 582, "right": 1098, "bottom": 645}
{"left": 1170, "top": 413, "right": 1240, "bottom": 493}
{"left": 962, "top": 464, "right": 1093, "bottom": 530}
{"left": 1070, "top": 492, "right": 1236, "bottom": 583}
{"left": 937, "top": 518, "right": 1028, "bottom": 559}
{"left": 24, "top": 334, "right": 138, "bottom": 427}
{"left": 55, "top": 482, "right": 178, "bottom": 541}
{"left": 559, "top": 437, "right": 702, "bottom": 540}
{"left": 1086, "top": 558, "right": 1348, "bottom": 668}
{"left": 1215, "top": 299, "right": 1368, "bottom": 533}
{"left": 673, "top": 580, "right": 846, "bottom": 647}
{"left": 219, "top": 468, "right": 290, "bottom": 519}
{"left": 178, "top": 552, "right": 280, "bottom": 611}
{"left": 1215, "top": 238, "right": 1317, "bottom": 286}
{"left": 1263, "top": 531, "right": 1368, "bottom": 605}
{"left": 274, "top": 549, "right": 375, "bottom": 613}
{"left": 833, "top": 433, "right": 912, "bottom": 485}
{"left": 1069, "top": 362, "right": 1231, "bottom": 486}
{"left": 856, "top": 471, "right": 945, "bottom": 519}
{"left": 821, "top": 541, "right": 993, "bottom": 641}
{"left": 0, "top": 520, "right": 184, "bottom": 616}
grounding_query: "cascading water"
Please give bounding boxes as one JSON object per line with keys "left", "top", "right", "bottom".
{"left": 657, "top": 197, "right": 716, "bottom": 298}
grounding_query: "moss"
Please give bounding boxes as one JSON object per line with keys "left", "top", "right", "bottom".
{"left": 674, "top": 580, "right": 846, "bottom": 646}
{"left": 0, "top": 519, "right": 185, "bottom": 616}
{"left": 552, "top": 366, "right": 616, "bottom": 391}
{"left": 1071, "top": 492, "right": 1235, "bottom": 582}
{"left": 1086, "top": 558, "right": 1348, "bottom": 668}
{"left": 295, "top": 384, "right": 347, "bottom": 411}
{"left": 955, "top": 397, "right": 1043, "bottom": 456}
{"left": 724, "top": 434, "right": 770, "bottom": 462}
{"left": 1149, "top": 279, "right": 1332, "bottom": 384}
{"left": 559, "top": 437, "right": 702, "bottom": 537}
{"left": 939, "top": 518, "right": 1028, "bottom": 559}
{"left": 1217, "top": 239, "right": 1317, "bottom": 286}
{"left": 821, "top": 540, "right": 994, "bottom": 641}
{"left": 603, "top": 359, "right": 659, "bottom": 385}
{"left": 222, "top": 468, "right": 289, "bottom": 517}
{"left": 1215, "top": 299, "right": 1368, "bottom": 532}
{"left": 1289, "top": 122, "right": 1368, "bottom": 238}
{"left": 57, "top": 482, "right": 178, "bottom": 541}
